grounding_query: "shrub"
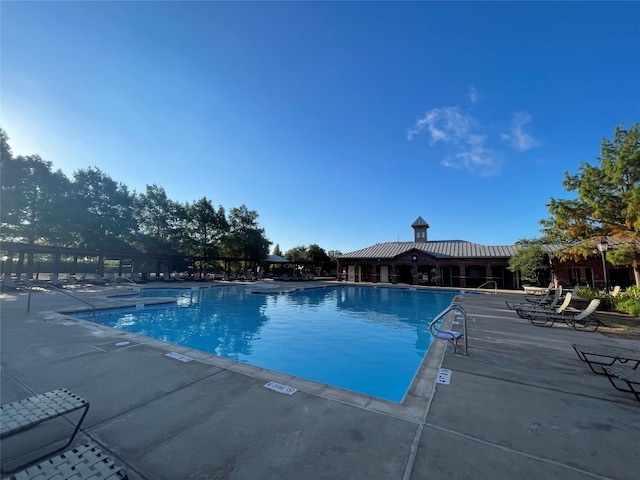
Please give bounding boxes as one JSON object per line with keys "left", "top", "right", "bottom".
{"left": 574, "top": 287, "right": 595, "bottom": 300}
{"left": 573, "top": 287, "right": 617, "bottom": 311}
{"left": 615, "top": 286, "right": 640, "bottom": 316}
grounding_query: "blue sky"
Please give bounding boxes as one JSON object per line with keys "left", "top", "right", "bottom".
{"left": 2, "top": 1, "right": 639, "bottom": 254}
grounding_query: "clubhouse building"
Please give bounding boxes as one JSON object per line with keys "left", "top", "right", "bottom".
{"left": 336, "top": 217, "right": 635, "bottom": 290}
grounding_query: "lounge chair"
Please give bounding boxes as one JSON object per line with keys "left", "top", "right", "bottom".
{"left": 572, "top": 343, "right": 640, "bottom": 374}
{"left": 523, "top": 282, "right": 554, "bottom": 302}
{"left": 1, "top": 389, "right": 90, "bottom": 474}
{"left": 513, "top": 292, "right": 573, "bottom": 320}
{"left": 506, "top": 286, "right": 563, "bottom": 312}
{"left": 522, "top": 299, "right": 604, "bottom": 331}
{"left": 49, "top": 275, "right": 64, "bottom": 288}
{"left": 603, "top": 365, "right": 640, "bottom": 403}
{"left": 91, "top": 275, "right": 108, "bottom": 285}
{"left": 0, "top": 277, "right": 21, "bottom": 290}
{"left": 6, "top": 443, "right": 128, "bottom": 480}
{"left": 522, "top": 282, "right": 552, "bottom": 296}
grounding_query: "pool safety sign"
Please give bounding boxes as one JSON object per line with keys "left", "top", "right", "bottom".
{"left": 264, "top": 381, "right": 298, "bottom": 395}
{"left": 165, "top": 352, "right": 194, "bottom": 362}
{"left": 437, "top": 368, "right": 452, "bottom": 385}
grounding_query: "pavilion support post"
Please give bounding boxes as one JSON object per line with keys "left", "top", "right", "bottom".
{"left": 3, "top": 250, "right": 15, "bottom": 283}
{"left": 52, "top": 253, "right": 61, "bottom": 282}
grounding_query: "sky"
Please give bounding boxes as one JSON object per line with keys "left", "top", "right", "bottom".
{"left": 2, "top": 1, "right": 639, "bottom": 255}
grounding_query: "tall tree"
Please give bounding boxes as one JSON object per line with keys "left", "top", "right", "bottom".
{"left": 541, "top": 123, "right": 640, "bottom": 285}
{"left": 1, "top": 153, "right": 73, "bottom": 245}
{"left": 72, "top": 167, "right": 138, "bottom": 250}
{"left": 222, "top": 205, "right": 271, "bottom": 263}
{"left": 134, "top": 184, "right": 186, "bottom": 254}
{"left": 185, "top": 197, "right": 228, "bottom": 258}
{"left": 0, "top": 128, "right": 12, "bottom": 163}
{"left": 327, "top": 250, "right": 343, "bottom": 262}
{"left": 307, "top": 244, "right": 331, "bottom": 272}
{"left": 284, "top": 245, "right": 310, "bottom": 263}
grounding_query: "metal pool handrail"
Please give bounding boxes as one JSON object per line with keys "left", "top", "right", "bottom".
{"left": 27, "top": 283, "right": 96, "bottom": 317}
{"left": 474, "top": 280, "right": 497, "bottom": 294}
{"left": 429, "top": 304, "right": 468, "bottom": 356}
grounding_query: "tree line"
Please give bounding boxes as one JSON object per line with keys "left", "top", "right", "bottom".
{"left": 0, "top": 128, "right": 276, "bottom": 272}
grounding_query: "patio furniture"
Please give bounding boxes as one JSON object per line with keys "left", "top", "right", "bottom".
{"left": 507, "top": 286, "right": 563, "bottom": 312}
{"left": 603, "top": 365, "right": 640, "bottom": 404}
{"left": 512, "top": 292, "right": 573, "bottom": 320}
{"left": 572, "top": 343, "right": 640, "bottom": 374}
{"left": 1, "top": 389, "right": 89, "bottom": 472}
{"left": 523, "top": 299, "right": 604, "bottom": 331}
{"left": 523, "top": 283, "right": 556, "bottom": 303}
{"left": 7, "top": 443, "right": 128, "bottom": 480}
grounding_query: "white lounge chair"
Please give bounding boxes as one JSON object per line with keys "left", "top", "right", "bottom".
{"left": 523, "top": 299, "right": 604, "bottom": 331}
{"left": 513, "top": 292, "right": 573, "bottom": 320}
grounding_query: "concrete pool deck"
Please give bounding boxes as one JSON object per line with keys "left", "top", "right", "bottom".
{"left": 1, "top": 282, "right": 638, "bottom": 479}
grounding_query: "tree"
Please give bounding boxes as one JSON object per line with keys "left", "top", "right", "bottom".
{"left": 307, "top": 244, "right": 331, "bottom": 272}
{"left": 327, "top": 250, "right": 343, "bottom": 262}
{"left": 0, "top": 128, "right": 12, "bottom": 164}
{"left": 272, "top": 244, "right": 283, "bottom": 257}
{"left": 185, "top": 197, "right": 228, "bottom": 258}
{"left": 71, "top": 167, "right": 138, "bottom": 250}
{"left": 508, "top": 239, "right": 550, "bottom": 285}
{"left": 284, "top": 245, "right": 310, "bottom": 263}
{"left": 222, "top": 205, "right": 271, "bottom": 264}
{"left": 541, "top": 123, "right": 640, "bottom": 286}
{"left": 1, "top": 153, "right": 73, "bottom": 245}
{"left": 327, "top": 250, "right": 342, "bottom": 273}
{"left": 134, "top": 184, "right": 186, "bottom": 254}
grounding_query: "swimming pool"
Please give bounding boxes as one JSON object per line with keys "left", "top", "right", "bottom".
{"left": 71, "top": 285, "right": 457, "bottom": 402}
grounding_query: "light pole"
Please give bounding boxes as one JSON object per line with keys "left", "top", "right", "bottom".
{"left": 596, "top": 239, "right": 609, "bottom": 293}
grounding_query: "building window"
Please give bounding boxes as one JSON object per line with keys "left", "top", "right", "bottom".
{"left": 569, "top": 267, "right": 594, "bottom": 287}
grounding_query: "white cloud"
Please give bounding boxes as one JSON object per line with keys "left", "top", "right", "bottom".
{"left": 407, "top": 106, "right": 500, "bottom": 175}
{"left": 468, "top": 86, "right": 479, "bottom": 105}
{"left": 407, "top": 106, "right": 471, "bottom": 142}
{"left": 500, "top": 112, "right": 540, "bottom": 152}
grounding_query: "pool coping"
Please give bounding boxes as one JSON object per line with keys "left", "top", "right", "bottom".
{"left": 51, "top": 283, "right": 463, "bottom": 424}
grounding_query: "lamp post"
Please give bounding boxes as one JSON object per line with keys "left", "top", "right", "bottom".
{"left": 596, "top": 239, "right": 609, "bottom": 293}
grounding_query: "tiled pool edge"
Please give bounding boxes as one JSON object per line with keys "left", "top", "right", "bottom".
{"left": 50, "top": 283, "right": 461, "bottom": 423}
{"left": 55, "top": 311, "right": 456, "bottom": 424}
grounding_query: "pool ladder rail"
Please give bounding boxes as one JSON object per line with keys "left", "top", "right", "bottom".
{"left": 429, "top": 304, "right": 468, "bottom": 356}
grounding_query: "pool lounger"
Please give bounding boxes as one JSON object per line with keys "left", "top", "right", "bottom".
{"left": 603, "top": 365, "right": 640, "bottom": 404}
{"left": 7, "top": 443, "right": 128, "bottom": 480}
{"left": 572, "top": 343, "right": 640, "bottom": 374}
{"left": 1, "top": 388, "right": 89, "bottom": 473}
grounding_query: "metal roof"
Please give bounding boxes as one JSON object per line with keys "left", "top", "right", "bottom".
{"left": 339, "top": 240, "right": 565, "bottom": 260}
{"left": 339, "top": 235, "right": 627, "bottom": 262}
{"left": 411, "top": 216, "right": 430, "bottom": 228}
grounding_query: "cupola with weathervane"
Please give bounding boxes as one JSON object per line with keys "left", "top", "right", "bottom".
{"left": 412, "top": 216, "right": 430, "bottom": 243}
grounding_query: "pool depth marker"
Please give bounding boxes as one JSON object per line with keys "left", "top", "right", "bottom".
{"left": 264, "top": 381, "right": 297, "bottom": 395}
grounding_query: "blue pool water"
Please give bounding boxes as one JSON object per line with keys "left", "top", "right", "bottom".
{"left": 71, "top": 285, "right": 457, "bottom": 402}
